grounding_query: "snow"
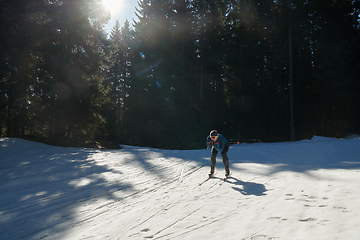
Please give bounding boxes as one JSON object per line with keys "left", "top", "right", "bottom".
{"left": 1, "top": 137, "right": 360, "bottom": 240}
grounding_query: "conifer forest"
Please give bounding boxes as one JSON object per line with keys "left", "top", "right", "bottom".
{"left": 1, "top": 0, "right": 360, "bottom": 149}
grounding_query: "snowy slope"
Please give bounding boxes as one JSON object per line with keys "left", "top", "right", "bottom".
{"left": 1, "top": 137, "right": 360, "bottom": 240}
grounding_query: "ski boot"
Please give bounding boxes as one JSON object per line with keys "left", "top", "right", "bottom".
{"left": 209, "top": 169, "right": 215, "bottom": 177}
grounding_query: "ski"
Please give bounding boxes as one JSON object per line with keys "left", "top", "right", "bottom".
{"left": 219, "top": 173, "right": 232, "bottom": 186}
{"left": 198, "top": 172, "right": 217, "bottom": 186}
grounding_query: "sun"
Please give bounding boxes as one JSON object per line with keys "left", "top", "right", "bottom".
{"left": 101, "top": 0, "right": 123, "bottom": 15}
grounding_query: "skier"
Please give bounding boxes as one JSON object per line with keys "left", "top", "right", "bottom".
{"left": 206, "top": 130, "right": 230, "bottom": 177}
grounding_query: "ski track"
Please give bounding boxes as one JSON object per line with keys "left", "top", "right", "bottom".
{"left": 1, "top": 138, "right": 360, "bottom": 239}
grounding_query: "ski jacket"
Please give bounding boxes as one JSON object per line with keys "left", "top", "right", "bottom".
{"left": 206, "top": 134, "right": 228, "bottom": 153}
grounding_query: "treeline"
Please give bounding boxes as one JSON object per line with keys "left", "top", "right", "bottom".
{"left": 1, "top": 0, "right": 359, "bottom": 149}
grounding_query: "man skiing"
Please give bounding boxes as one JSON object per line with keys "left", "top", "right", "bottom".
{"left": 206, "top": 130, "right": 230, "bottom": 177}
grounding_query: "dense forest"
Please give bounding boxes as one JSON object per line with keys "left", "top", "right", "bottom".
{"left": 1, "top": 0, "right": 359, "bottom": 149}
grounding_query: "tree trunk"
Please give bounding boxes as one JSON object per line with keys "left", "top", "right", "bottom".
{"left": 288, "top": 0, "right": 296, "bottom": 141}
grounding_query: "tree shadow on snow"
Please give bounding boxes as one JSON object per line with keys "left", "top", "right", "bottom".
{"left": 0, "top": 138, "right": 133, "bottom": 240}
{"left": 227, "top": 138, "right": 360, "bottom": 175}
{"left": 226, "top": 176, "right": 267, "bottom": 196}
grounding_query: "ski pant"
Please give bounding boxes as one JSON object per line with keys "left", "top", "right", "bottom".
{"left": 210, "top": 142, "right": 230, "bottom": 171}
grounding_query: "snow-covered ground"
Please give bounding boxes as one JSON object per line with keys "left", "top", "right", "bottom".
{"left": 1, "top": 136, "right": 360, "bottom": 240}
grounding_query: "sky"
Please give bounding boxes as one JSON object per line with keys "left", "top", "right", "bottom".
{"left": 1, "top": 136, "right": 360, "bottom": 239}
{"left": 104, "top": 0, "right": 139, "bottom": 34}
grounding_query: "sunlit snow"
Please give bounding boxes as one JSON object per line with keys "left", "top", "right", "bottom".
{"left": 1, "top": 136, "right": 360, "bottom": 239}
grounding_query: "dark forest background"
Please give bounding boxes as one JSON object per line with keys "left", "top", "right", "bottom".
{"left": 1, "top": 0, "right": 360, "bottom": 149}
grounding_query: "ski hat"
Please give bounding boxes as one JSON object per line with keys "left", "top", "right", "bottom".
{"left": 210, "top": 130, "right": 218, "bottom": 137}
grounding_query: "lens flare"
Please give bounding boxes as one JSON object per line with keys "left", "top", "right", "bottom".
{"left": 135, "top": 59, "right": 163, "bottom": 77}
{"left": 156, "top": 81, "right": 161, "bottom": 87}
{"left": 140, "top": 52, "right": 146, "bottom": 60}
